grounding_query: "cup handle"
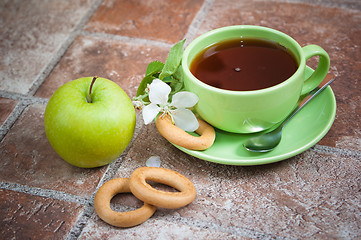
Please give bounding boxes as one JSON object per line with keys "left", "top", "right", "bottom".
{"left": 301, "top": 45, "right": 330, "bottom": 95}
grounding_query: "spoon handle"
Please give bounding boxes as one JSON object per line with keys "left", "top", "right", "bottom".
{"left": 281, "top": 74, "right": 336, "bottom": 128}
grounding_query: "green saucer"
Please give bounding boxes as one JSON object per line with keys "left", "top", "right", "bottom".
{"left": 172, "top": 72, "right": 336, "bottom": 165}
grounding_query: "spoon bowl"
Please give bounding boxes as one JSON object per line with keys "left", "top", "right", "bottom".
{"left": 243, "top": 128, "right": 282, "bottom": 152}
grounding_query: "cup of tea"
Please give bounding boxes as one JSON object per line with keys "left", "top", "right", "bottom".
{"left": 181, "top": 25, "right": 330, "bottom": 133}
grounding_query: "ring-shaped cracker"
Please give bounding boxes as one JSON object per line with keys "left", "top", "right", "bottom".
{"left": 155, "top": 114, "right": 215, "bottom": 150}
{"left": 129, "top": 167, "right": 196, "bottom": 209}
{"left": 94, "top": 178, "right": 157, "bottom": 228}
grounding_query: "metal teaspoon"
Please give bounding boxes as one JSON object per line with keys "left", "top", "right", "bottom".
{"left": 243, "top": 74, "right": 336, "bottom": 153}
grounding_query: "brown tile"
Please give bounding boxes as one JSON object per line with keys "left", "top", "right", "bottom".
{"left": 0, "top": 97, "right": 17, "bottom": 125}
{"left": 0, "top": 104, "right": 106, "bottom": 197}
{"left": 85, "top": 122, "right": 360, "bottom": 239}
{"left": 35, "top": 35, "right": 170, "bottom": 99}
{"left": 85, "top": 0, "right": 204, "bottom": 43}
{"left": 195, "top": 0, "right": 361, "bottom": 150}
{"left": 0, "top": 0, "right": 97, "bottom": 95}
{"left": 0, "top": 189, "right": 83, "bottom": 239}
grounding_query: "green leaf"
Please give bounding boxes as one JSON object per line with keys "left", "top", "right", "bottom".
{"left": 169, "top": 65, "right": 184, "bottom": 95}
{"left": 172, "top": 63, "right": 183, "bottom": 82}
{"left": 145, "top": 61, "right": 164, "bottom": 77}
{"left": 136, "top": 61, "right": 164, "bottom": 97}
{"left": 170, "top": 78, "right": 184, "bottom": 95}
{"left": 136, "top": 75, "right": 155, "bottom": 97}
{"left": 159, "top": 39, "right": 186, "bottom": 80}
{"left": 162, "top": 76, "right": 173, "bottom": 83}
{"left": 135, "top": 39, "right": 187, "bottom": 99}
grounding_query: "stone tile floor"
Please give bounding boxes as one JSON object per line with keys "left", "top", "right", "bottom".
{"left": 1, "top": 0, "right": 360, "bottom": 239}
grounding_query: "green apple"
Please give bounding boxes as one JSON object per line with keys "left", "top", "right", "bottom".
{"left": 44, "top": 77, "right": 136, "bottom": 168}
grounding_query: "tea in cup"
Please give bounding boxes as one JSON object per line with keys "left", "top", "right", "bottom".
{"left": 182, "top": 25, "right": 330, "bottom": 133}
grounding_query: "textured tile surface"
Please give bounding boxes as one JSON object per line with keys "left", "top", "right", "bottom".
{"left": 0, "top": 189, "right": 83, "bottom": 239}
{"left": 0, "top": 0, "right": 97, "bottom": 94}
{"left": 79, "top": 122, "right": 361, "bottom": 239}
{"left": 85, "top": 0, "right": 204, "bottom": 43}
{"left": 196, "top": 0, "right": 361, "bottom": 150}
{"left": 0, "top": 104, "right": 106, "bottom": 197}
{"left": 0, "top": 0, "right": 360, "bottom": 239}
{"left": 35, "top": 35, "right": 169, "bottom": 99}
{"left": 0, "top": 97, "right": 17, "bottom": 125}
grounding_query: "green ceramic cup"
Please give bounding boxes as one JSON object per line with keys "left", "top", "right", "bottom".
{"left": 182, "top": 25, "right": 330, "bottom": 133}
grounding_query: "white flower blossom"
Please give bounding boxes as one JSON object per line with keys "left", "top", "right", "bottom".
{"left": 142, "top": 79, "right": 199, "bottom": 132}
{"left": 146, "top": 156, "right": 161, "bottom": 167}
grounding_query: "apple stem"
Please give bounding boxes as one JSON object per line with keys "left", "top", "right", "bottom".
{"left": 88, "top": 76, "right": 98, "bottom": 103}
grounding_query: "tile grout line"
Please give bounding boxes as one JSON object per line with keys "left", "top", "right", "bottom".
{"left": 26, "top": 0, "right": 103, "bottom": 97}
{"left": 0, "top": 102, "right": 27, "bottom": 141}
{"left": 65, "top": 155, "right": 134, "bottom": 239}
{"left": 65, "top": 0, "right": 219, "bottom": 236}
{"left": 0, "top": 91, "right": 49, "bottom": 142}
{"left": 0, "top": 1, "right": 160, "bottom": 236}
{"left": 0, "top": 0, "right": 205, "bottom": 141}
{"left": 1, "top": 0, "right": 102, "bottom": 141}
{"left": 183, "top": 0, "right": 215, "bottom": 45}
{"left": 67, "top": 1, "right": 293, "bottom": 238}
{"left": 312, "top": 144, "right": 361, "bottom": 159}
{"left": 1, "top": 0, "right": 108, "bottom": 238}
{"left": 65, "top": 111, "right": 145, "bottom": 239}
{"left": 81, "top": 30, "right": 174, "bottom": 48}
{"left": 267, "top": 0, "right": 361, "bottom": 11}
{"left": 66, "top": 157, "right": 126, "bottom": 239}
{"left": 0, "top": 90, "right": 47, "bottom": 103}
{"left": 66, "top": 112, "right": 145, "bottom": 239}
{"left": 0, "top": 181, "right": 88, "bottom": 205}
{"left": 46, "top": 1, "right": 110, "bottom": 239}
{"left": 0, "top": 1, "right": 359, "bottom": 239}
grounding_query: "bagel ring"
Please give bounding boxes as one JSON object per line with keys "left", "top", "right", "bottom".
{"left": 155, "top": 114, "right": 215, "bottom": 150}
{"left": 129, "top": 167, "right": 196, "bottom": 209}
{"left": 94, "top": 178, "right": 157, "bottom": 228}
